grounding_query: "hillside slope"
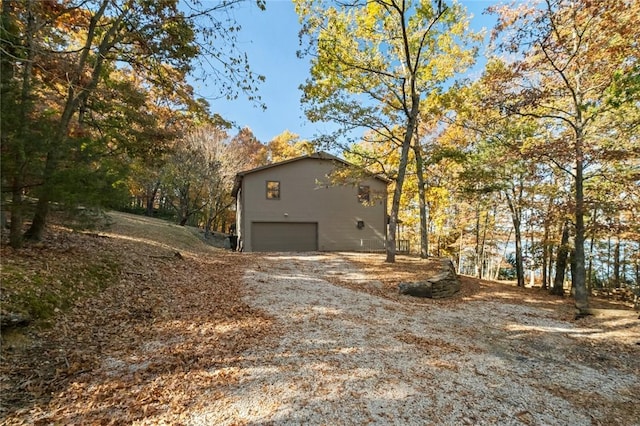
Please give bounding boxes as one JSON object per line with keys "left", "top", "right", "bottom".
{"left": 1, "top": 211, "right": 272, "bottom": 423}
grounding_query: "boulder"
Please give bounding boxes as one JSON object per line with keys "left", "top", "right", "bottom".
{"left": 398, "top": 258, "right": 460, "bottom": 299}
{"left": 398, "top": 281, "right": 432, "bottom": 298}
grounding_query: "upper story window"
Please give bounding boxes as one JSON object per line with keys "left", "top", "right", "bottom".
{"left": 358, "top": 185, "right": 370, "bottom": 204}
{"left": 266, "top": 181, "right": 280, "bottom": 199}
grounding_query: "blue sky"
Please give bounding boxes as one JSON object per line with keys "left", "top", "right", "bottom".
{"left": 195, "top": 0, "right": 498, "bottom": 143}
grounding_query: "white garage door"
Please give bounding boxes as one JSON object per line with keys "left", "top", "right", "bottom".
{"left": 251, "top": 222, "right": 318, "bottom": 252}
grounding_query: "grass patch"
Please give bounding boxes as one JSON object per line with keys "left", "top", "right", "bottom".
{"left": 1, "top": 210, "right": 215, "bottom": 328}
{"left": 1, "top": 238, "right": 120, "bottom": 326}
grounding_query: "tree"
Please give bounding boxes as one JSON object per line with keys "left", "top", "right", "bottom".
{"left": 267, "top": 130, "right": 314, "bottom": 162}
{"left": 489, "top": 0, "right": 640, "bottom": 315}
{"left": 1, "top": 0, "right": 53, "bottom": 247}
{"left": 1, "top": 0, "right": 265, "bottom": 246}
{"left": 295, "top": 0, "right": 478, "bottom": 262}
{"left": 228, "top": 127, "right": 268, "bottom": 169}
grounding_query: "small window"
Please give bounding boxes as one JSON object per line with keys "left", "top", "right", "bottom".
{"left": 266, "top": 181, "right": 280, "bottom": 199}
{"left": 358, "top": 185, "right": 370, "bottom": 204}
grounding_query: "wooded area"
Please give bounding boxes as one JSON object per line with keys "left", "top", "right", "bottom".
{"left": 294, "top": 0, "right": 640, "bottom": 315}
{"left": 2, "top": 0, "right": 639, "bottom": 316}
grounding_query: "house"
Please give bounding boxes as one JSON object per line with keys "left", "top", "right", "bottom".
{"left": 231, "top": 152, "right": 388, "bottom": 252}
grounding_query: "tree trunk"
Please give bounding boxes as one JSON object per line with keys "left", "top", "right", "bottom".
{"left": 635, "top": 242, "right": 640, "bottom": 287}
{"left": 479, "top": 208, "right": 490, "bottom": 279}
{"left": 25, "top": 0, "right": 119, "bottom": 240}
{"left": 513, "top": 218, "right": 525, "bottom": 287}
{"left": 573, "top": 138, "right": 589, "bottom": 315}
{"left": 474, "top": 202, "right": 481, "bottom": 278}
{"left": 606, "top": 236, "right": 612, "bottom": 285}
{"left": 586, "top": 206, "right": 597, "bottom": 291}
{"left": 613, "top": 237, "right": 621, "bottom": 288}
{"left": 569, "top": 247, "right": 577, "bottom": 293}
{"left": 497, "top": 227, "right": 512, "bottom": 281}
{"left": 547, "top": 243, "right": 554, "bottom": 290}
{"left": 177, "top": 186, "right": 190, "bottom": 226}
{"left": 4, "top": 0, "right": 36, "bottom": 248}
{"left": 205, "top": 204, "right": 215, "bottom": 237}
{"left": 413, "top": 142, "right": 428, "bottom": 258}
{"left": 457, "top": 227, "right": 464, "bottom": 274}
{"left": 551, "top": 220, "right": 570, "bottom": 296}
{"left": 506, "top": 193, "right": 525, "bottom": 287}
{"left": 541, "top": 219, "right": 549, "bottom": 290}
{"left": 386, "top": 96, "right": 419, "bottom": 263}
{"left": 146, "top": 181, "right": 160, "bottom": 216}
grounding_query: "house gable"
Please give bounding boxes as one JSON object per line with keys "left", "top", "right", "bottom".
{"left": 234, "top": 152, "right": 388, "bottom": 252}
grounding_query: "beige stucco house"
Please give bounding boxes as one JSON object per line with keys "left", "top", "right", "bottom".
{"left": 231, "top": 152, "right": 388, "bottom": 252}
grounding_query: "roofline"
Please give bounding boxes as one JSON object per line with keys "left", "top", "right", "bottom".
{"left": 231, "top": 151, "right": 390, "bottom": 197}
{"left": 235, "top": 151, "right": 343, "bottom": 177}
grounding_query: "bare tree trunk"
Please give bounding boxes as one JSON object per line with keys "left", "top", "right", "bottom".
{"left": 570, "top": 247, "right": 577, "bottom": 293}
{"left": 635, "top": 242, "right": 640, "bottom": 287}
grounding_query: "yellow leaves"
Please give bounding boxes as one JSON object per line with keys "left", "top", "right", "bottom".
{"left": 267, "top": 130, "right": 313, "bottom": 162}
{"left": 362, "top": 1, "right": 384, "bottom": 28}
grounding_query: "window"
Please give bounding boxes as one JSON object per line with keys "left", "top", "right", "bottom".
{"left": 266, "top": 181, "right": 280, "bottom": 199}
{"left": 358, "top": 185, "right": 370, "bottom": 204}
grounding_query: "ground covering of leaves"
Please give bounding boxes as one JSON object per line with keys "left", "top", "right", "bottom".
{"left": 334, "top": 252, "right": 637, "bottom": 313}
{"left": 1, "top": 212, "right": 273, "bottom": 424}
{"left": 1, "top": 212, "right": 639, "bottom": 424}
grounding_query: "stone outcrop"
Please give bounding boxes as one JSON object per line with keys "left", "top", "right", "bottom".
{"left": 398, "top": 258, "right": 460, "bottom": 299}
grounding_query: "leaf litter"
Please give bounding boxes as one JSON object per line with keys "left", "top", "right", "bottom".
{"left": 1, "top": 213, "right": 639, "bottom": 425}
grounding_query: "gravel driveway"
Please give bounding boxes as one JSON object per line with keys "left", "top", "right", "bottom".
{"left": 190, "top": 253, "right": 640, "bottom": 425}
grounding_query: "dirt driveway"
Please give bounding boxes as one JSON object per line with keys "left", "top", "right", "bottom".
{"left": 189, "top": 253, "right": 640, "bottom": 425}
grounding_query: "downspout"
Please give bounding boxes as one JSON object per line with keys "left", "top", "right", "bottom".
{"left": 239, "top": 181, "right": 245, "bottom": 251}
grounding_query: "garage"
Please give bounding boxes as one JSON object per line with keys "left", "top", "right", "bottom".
{"left": 251, "top": 222, "right": 318, "bottom": 252}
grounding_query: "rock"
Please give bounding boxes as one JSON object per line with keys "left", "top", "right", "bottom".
{"left": 398, "top": 258, "right": 460, "bottom": 299}
{"left": 398, "top": 281, "right": 432, "bottom": 298}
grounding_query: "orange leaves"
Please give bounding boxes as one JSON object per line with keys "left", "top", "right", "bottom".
{"left": 1, "top": 212, "right": 274, "bottom": 424}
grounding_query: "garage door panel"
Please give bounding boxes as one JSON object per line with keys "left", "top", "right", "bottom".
{"left": 252, "top": 222, "right": 317, "bottom": 252}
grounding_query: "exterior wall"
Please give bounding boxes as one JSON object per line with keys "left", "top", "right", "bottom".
{"left": 239, "top": 157, "right": 387, "bottom": 252}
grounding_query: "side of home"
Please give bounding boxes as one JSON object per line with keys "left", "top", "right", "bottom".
{"left": 232, "top": 153, "right": 388, "bottom": 252}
